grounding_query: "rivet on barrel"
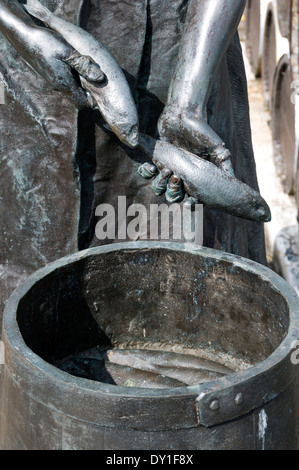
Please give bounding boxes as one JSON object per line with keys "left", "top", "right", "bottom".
{"left": 210, "top": 400, "right": 220, "bottom": 411}
{"left": 234, "top": 393, "right": 244, "bottom": 406}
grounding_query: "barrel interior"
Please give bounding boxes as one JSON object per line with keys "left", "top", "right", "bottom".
{"left": 16, "top": 248, "right": 289, "bottom": 389}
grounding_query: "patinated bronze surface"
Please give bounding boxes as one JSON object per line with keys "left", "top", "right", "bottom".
{"left": 0, "top": 0, "right": 298, "bottom": 449}
{"left": 0, "top": 1, "right": 269, "bottom": 330}
{"left": 0, "top": 1, "right": 298, "bottom": 451}
{"left": 0, "top": 1, "right": 267, "bottom": 297}
{"left": 5, "top": 0, "right": 270, "bottom": 224}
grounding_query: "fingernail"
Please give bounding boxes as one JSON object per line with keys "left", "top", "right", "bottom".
{"left": 138, "top": 163, "right": 158, "bottom": 179}
{"left": 169, "top": 175, "right": 181, "bottom": 186}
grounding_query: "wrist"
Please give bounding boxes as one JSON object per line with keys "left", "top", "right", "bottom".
{"left": 158, "top": 103, "right": 204, "bottom": 140}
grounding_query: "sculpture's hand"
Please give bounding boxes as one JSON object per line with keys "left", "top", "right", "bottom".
{"left": 158, "top": 106, "right": 234, "bottom": 175}
{"left": 138, "top": 107, "right": 234, "bottom": 204}
{"left": 138, "top": 0, "right": 246, "bottom": 203}
{"left": 17, "top": 27, "right": 90, "bottom": 109}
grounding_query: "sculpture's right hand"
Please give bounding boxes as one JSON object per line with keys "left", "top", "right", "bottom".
{"left": 20, "top": 26, "right": 90, "bottom": 109}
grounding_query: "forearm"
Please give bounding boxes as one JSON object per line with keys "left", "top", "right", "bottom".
{"left": 0, "top": 0, "right": 38, "bottom": 57}
{"left": 167, "top": 0, "right": 246, "bottom": 115}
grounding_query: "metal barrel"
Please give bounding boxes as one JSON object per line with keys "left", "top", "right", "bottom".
{"left": 1, "top": 242, "right": 299, "bottom": 450}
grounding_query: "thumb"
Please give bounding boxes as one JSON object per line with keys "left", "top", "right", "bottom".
{"left": 64, "top": 51, "right": 105, "bottom": 84}
{"left": 210, "top": 144, "right": 235, "bottom": 176}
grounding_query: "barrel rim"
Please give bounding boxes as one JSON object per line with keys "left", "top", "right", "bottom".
{"left": 2, "top": 241, "right": 299, "bottom": 428}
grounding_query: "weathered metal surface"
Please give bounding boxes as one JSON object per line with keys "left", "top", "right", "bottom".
{"left": 0, "top": 0, "right": 83, "bottom": 327}
{"left": 0, "top": 0, "right": 269, "bottom": 321}
{"left": 0, "top": 2, "right": 283, "bottom": 450}
{"left": 197, "top": 346, "right": 298, "bottom": 427}
{"left": 22, "top": 0, "right": 271, "bottom": 224}
{"left": 23, "top": 0, "right": 139, "bottom": 149}
{"left": 139, "top": 134, "right": 271, "bottom": 222}
{"left": 1, "top": 243, "right": 299, "bottom": 450}
{"left": 74, "top": 0, "right": 268, "bottom": 263}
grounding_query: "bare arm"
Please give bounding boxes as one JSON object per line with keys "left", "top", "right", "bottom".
{"left": 0, "top": 0, "right": 40, "bottom": 37}
{"left": 0, "top": 0, "right": 89, "bottom": 108}
{"left": 141, "top": 0, "right": 247, "bottom": 202}
{"left": 166, "top": 0, "right": 246, "bottom": 117}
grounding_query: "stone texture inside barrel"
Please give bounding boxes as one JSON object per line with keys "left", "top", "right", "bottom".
{"left": 54, "top": 346, "right": 241, "bottom": 389}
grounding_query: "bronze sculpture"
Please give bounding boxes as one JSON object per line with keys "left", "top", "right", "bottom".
{"left": 0, "top": 0, "right": 268, "bottom": 316}
{"left": 20, "top": 0, "right": 271, "bottom": 223}
{"left": 1, "top": 2, "right": 299, "bottom": 451}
